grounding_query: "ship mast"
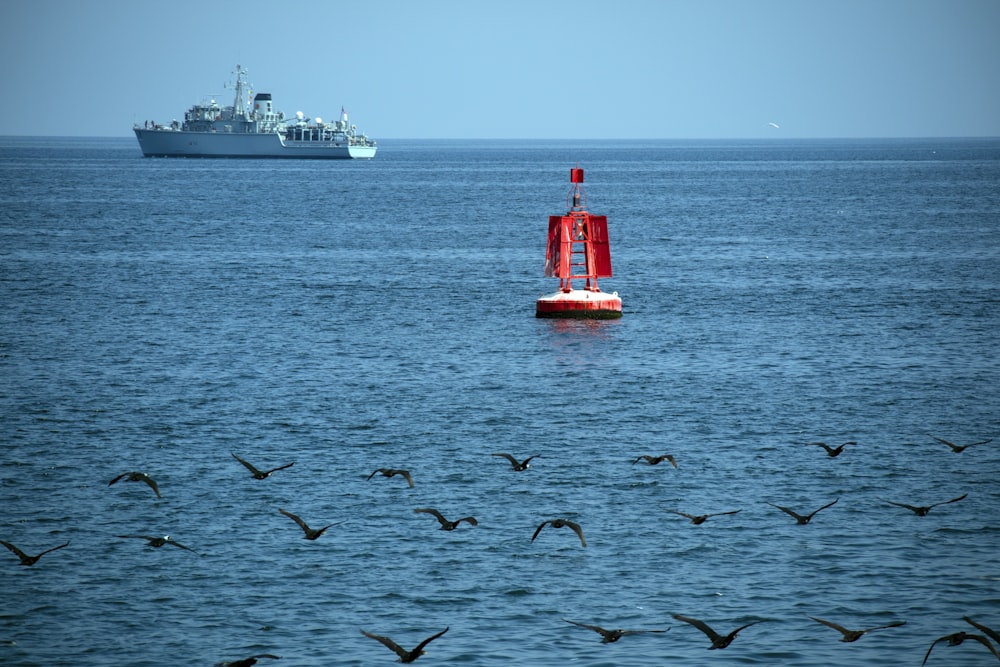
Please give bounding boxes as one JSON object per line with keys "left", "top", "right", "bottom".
{"left": 232, "top": 64, "right": 248, "bottom": 119}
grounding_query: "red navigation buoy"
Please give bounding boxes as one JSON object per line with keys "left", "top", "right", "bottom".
{"left": 535, "top": 167, "right": 622, "bottom": 319}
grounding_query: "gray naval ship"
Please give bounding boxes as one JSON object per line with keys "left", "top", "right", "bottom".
{"left": 133, "top": 65, "right": 376, "bottom": 159}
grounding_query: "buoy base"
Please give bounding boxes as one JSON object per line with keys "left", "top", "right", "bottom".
{"left": 535, "top": 289, "right": 622, "bottom": 319}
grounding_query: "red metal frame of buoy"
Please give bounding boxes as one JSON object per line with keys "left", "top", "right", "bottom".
{"left": 536, "top": 167, "right": 622, "bottom": 319}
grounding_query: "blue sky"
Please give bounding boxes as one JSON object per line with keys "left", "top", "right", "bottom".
{"left": 2, "top": 0, "right": 998, "bottom": 138}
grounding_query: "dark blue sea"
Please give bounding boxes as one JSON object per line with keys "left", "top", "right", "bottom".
{"left": 2, "top": 136, "right": 999, "bottom": 666}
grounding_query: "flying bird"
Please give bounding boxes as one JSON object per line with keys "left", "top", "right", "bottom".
{"left": 531, "top": 519, "right": 586, "bottom": 547}
{"left": 0, "top": 539, "right": 70, "bottom": 566}
{"left": 278, "top": 508, "right": 344, "bottom": 540}
{"left": 922, "top": 631, "right": 1000, "bottom": 665}
{"left": 367, "top": 468, "right": 414, "bottom": 488}
{"left": 767, "top": 498, "right": 839, "bottom": 524}
{"left": 808, "top": 616, "right": 906, "bottom": 642}
{"left": 215, "top": 655, "right": 281, "bottom": 667}
{"left": 108, "top": 471, "right": 161, "bottom": 498}
{"left": 491, "top": 452, "right": 538, "bottom": 471}
{"left": 767, "top": 122, "right": 780, "bottom": 129}
{"left": 963, "top": 616, "right": 1000, "bottom": 644}
{"left": 414, "top": 508, "right": 478, "bottom": 531}
{"left": 632, "top": 454, "right": 678, "bottom": 468}
{"left": 668, "top": 509, "right": 740, "bottom": 525}
{"left": 360, "top": 627, "right": 449, "bottom": 663}
{"left": 806, "top": 441, "right": 857, "bottom": 457}
{"left": 562, "top": 618, "right": 670, "bottom": 643}
{"left": 117, "top": 534, "right": 198, "bottom": 554}
{"left": 672, "top": 614, "right": 763, "bottom": 649}
{"left": 231, "top": 453, "right": 294, "bottom": 479}
{"left": 931, "top": 436, "right": 992, "bottom": 453}
{"left": 881, "top": 493, "right": 967, "bottom": 517}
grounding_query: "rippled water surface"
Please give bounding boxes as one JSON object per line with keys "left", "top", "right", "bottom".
{"left": 2, "top": 136, "right": 999, "bottom": 666}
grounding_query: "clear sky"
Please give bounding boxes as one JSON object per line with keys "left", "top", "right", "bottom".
{"left": 2, "top": 0, "right": 998, "bottom": 139}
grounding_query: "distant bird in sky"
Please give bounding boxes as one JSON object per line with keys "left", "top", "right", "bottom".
{"left": 215, "top": 655, "right": 281, "bottom": 667}
{"left": 562, "top": 618, "right": 670, "bottom": 643}
{"left": 117, "top": 534, "right": 198, "bottom": 554}
{"left": 931, "top": 436, "right": 992, "bottom": 453}
{"left": 668, "top": 509, "right": 741, "bottom": 525}
{"left": 767, "top": 122, "right": 780, "bottom": 129}
{"left": 672, "top": 614, "right": 763, "bottom": 649}
{"left": 632, "top": 454, "right": 678, "bottom": 468}
{"left": 278, "top": 508, "right": 344, "bottom": 540}
{"left": 767, "top": 498, "right": 839, "bottom": 524}
{"left": 108, "top": 471, "right": 161, "bottom": 498}
{"left": 532, "top": 519, "right": 586, "bottom": 547}
{"left": 360, "top": 627, "right": 449, "bottom": 663}
{"left": 881, "top": 493, "right": 967, "bottom": 516}
{"left": 231, "top": 453, "right": 294, "bottom": 479}
{"left": 808, "top": 616, "right": 906, "bottom": 642}
{"left": 806, "top": 441, "right": 857, "bottom": 457}
{"left": 491, "top": 452, "right": 538, "bottom": 471}
{"left": 922, "top": 631, "right": 1000, "bottom": 665}
{"left": 0, "top": 539, "right": 70, "bottom": 566}
{"left": 414, "top": 508, "right": 478, "bottom": 531}
{"left": 367, "top": 468, "right": 414, "bottom": 488}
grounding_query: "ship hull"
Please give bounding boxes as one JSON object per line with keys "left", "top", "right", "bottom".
{"left": 133, "top": 128, "right": 376, "bottom": 159}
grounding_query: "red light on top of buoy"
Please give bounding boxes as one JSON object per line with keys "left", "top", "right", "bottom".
{"left": 570, "top": 167, "right": 584, "bottom": 183}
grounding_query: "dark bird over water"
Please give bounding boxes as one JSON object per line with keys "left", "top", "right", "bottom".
{"left": 808, "top": 616, "right": 906, "bottom": 642}
{"left": 806, "top": 441, "right": 857, "bottom": 457}
{"left": 108, "top": 471, "right": 161, "bottom": 498}
{"left": 360, "top": 627, "right": 449, "bottom": 663}
{"left": 0, "top": 539, "right": 70, "bottom": 566}
{"left": 367, "top": 468, "right": 414, "bottom": 488}
{"left": 632, "top": 454, "right": 678, "bottom": 468}
{"left": 672, "top": 614, "right": 763, "bottom": 649}
{"left": 881, "top": 493, "right": 968, "bottom": 516}
{"left": 932, "top": 435, "right": 992, "bottom": 453}
{"left": 532, "top": 519, "right": 586, "bottom": 547}
{"left": 922, "top": 631, "right": 1000, "bottom": 665}
{"left": 964, "top": 616, "right": 1000, "bottom": 644}
{"left": 668, "top": 509, "right": 741, "bottom": 525}
{"left": 215, "top": 655, "right": 281, "bottom": 667}
{"left": 278, "top": 508, "right": 344, "bottom": 540}
{"left": 491, "top": 452, "right": 538, "bottom": 471}
{"left": 117, "top": 534, "right": 198, "bottom": 554}
{"left": 562, "top": 618, "right": 670, "bottom": 643}
{"left": 767, "top": 498, "right": 839, "bottom": 524}
{"left": 414, "top": 508, "right": 478, "bottom": 531}
{"left": 231, "top": 453, "right": 294, "bottom": 479}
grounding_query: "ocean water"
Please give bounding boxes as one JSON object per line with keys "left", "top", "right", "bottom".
{"left": 1, "top": 136, "right": 999, "bottom": 666}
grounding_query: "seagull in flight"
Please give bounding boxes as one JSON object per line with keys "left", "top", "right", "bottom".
{"left": 931, "top": 436, "right": 992, "bottom": 453}
{"left": 767, "top": 498, "right": 839, "bottom": 524}
{"left": 117, "top": 534, "right": 198, "bottom": 554}
{"left": 215, "top": 655, "right": 281, "bottom": 667}
{"left": 881, "top": 493, "right": 967, "bottom": 516}
{"left": 360, "top": 627, "right": 449, "bottom": 663}
{"left": 491, "top": 452, "right": 539, "bottom": 471}
{"left": 808, "top": 616, "right": 906, "bottom": 642}
{"left": 922, "top": 631, "right": 1000, "bottom": 665}
{"left": 0, "top": 539, "right": 70, "bottom": 566}
{"left": 562, "top": 618, "right": 670, "bottom": 643}
{"left": 108, "top": 471, "right": 161, "bottom": 498}
{"left": 672, "top": 614, "right": 764, "bottom": 649}
{"left": 532, "top": 519, "right": 586, "bottom": 547}
{"left": 632, "top": 454, "right": 678, "bottom": 468}
{"left": 278, "top": 508, "right": 345, "bottom": 540}
{"left": 668, "top": 509, "right": 741, "bottom": 525}
{"left": 231, "top": 453, "right": 294, "bottom": 479}
{"left": 806, "top": 441, "right": 857, "bottom": 457}
{"left": 367, "top": 468, "right": 414, "bottom": 488}
{"left": 414, "top": 508, "right": 478, "bottom": 531}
